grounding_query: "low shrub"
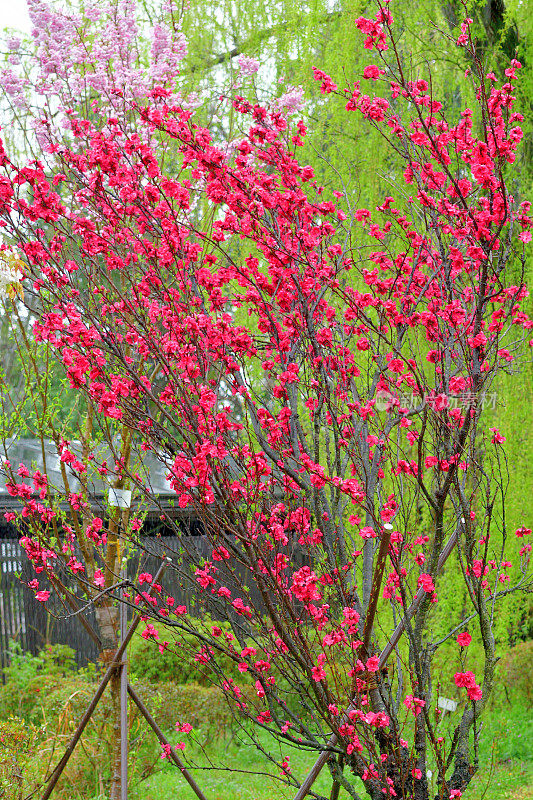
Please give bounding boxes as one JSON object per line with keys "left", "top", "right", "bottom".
{"left": 4, "top": 675, "right": 162, "bottom": 799}
{"left": 500, "top": 639, "right": 533, "bottom": 703}
{"left": 0, "top": 641, "right": 79, "bottom": 722}
{"left": 134, "top": 680, "right": 241, "bottom": 742}
{"left": 0, "top": 717, "right": 44, "bottom": 800}
{"left": 128, "top": 618, "right": 250, "bottom": 686}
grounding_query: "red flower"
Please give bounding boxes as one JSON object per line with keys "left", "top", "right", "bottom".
{"left": 366, "top": 655, "right": 380, "bottom": 673}
{"left": 363, "top": 65, "right": 382, "bottom": 80}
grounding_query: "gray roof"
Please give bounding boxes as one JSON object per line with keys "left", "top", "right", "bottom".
{"left": 0, "top": 438, "right": 176, "bottom": 509}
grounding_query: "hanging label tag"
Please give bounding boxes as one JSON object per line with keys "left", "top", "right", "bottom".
{"left": 108, "top": 488, "right": 132, "bottom": 508}
{"left": 438, "top": 696, "right": 457, "bottom": 712}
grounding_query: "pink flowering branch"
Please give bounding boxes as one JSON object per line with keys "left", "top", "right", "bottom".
{"left": 0, "top": 2, "right": 531, "bottom": 799}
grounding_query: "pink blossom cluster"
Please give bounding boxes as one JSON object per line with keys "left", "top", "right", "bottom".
{"left": 454, "top": 671, "right": 482, "bottom": 701}
{"left": 1, "top": 0, "right": 189, "bottom": 145}
{"left": 237, "top": 54, "right": 260, "bottom": 77}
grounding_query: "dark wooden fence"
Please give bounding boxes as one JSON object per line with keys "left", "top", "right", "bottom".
{"left": 0, "top": 536, "right": 216, "bottom": 671}
{"left": 0, "top": 536, "right": 306, "bottom": 674}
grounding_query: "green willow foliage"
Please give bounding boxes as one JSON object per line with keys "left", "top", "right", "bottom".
{"left": 177, "top": 0, "right": 530, "bottom": 200}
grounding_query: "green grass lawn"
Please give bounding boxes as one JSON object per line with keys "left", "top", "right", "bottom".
{"left": 140, "top": 735, "right": 365, "bottom": 800}
{"left": 137, "top": 702, "right": 533, "bottom": 800}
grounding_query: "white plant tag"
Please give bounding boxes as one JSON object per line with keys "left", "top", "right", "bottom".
{"left": 438, "top": 696, "right": 457, "bottom": 712}
{"left": 108, "top": 488, "right": 132, "bottom": 508}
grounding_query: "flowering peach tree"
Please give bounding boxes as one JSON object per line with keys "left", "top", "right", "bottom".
{"left": 0, "top": 2, "right": 532, "bottom": 799}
